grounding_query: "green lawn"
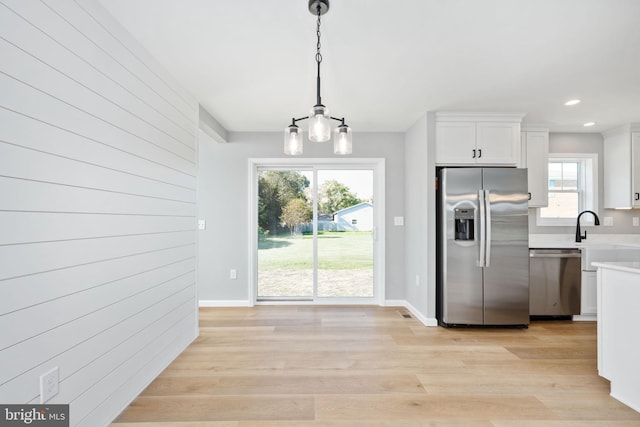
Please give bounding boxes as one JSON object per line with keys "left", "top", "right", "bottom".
{"left": 258, "top": 231, "right": 373, "bottom": 270}
{"left": 257, "top": 231, "right": 374, "bottom": 297}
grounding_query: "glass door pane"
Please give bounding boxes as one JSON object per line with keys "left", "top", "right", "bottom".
{"left": 316, "top": 170, "right": 374, "bottom": 297}
{"left": 257, "top": 170, "right": 314, "bottom": 299}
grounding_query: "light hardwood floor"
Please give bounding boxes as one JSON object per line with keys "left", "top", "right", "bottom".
{"left": 112, "top": 306, "right": 640, "bottom": 426}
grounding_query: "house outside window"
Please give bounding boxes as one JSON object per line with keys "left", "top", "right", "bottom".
{"left": 537, "top": 153, "right": 598, "bottom": 226}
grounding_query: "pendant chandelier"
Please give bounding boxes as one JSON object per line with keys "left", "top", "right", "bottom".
{"left": 284, "top": 0, "right": 352, "bottom": 156}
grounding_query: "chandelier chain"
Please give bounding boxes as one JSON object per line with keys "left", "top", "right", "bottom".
{"left": 315, "top": 6, "right": 322, "bottom": 64}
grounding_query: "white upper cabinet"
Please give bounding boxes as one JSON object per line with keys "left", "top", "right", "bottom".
{"left": 603, "top": 125, "right": 640, "bottom": 209}
{"left": 435, "top": 113, "right": 524, "bottom": 166}
{"left": 475, "top": 122, "right": 521, "bottom": 164}
{"left": 521, "top": 130, "right": 549, "bottom": 207}
{"left": 633, "top": 132, "right": 640, "bottom": 206}
{"left": 435, "top": 121, "right": 477, "bottom": 164}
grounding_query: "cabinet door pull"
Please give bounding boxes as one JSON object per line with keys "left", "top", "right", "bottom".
{"left": 528, "top": 192, "right": 532, "bottom": 201}
{"left": 478, "top": 149, "right": 482, "bottom": 158}
{"left": 472, "top": 149, "right": 476, "bottom": 158}
{"left": 635, "top": 192, "right": 639, "bottom": 201}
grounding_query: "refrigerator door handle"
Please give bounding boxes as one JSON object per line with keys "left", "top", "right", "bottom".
{"left": 484, "top": 190, "right": 492, "bottom": 267}
{"left": 478, "top": 189, "right": 486, "bottom": 267}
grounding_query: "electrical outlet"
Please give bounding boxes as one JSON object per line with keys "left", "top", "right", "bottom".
{"left": 634, "top": 217, "right": 639, "bottom": 227}
{"left": 40, "top": 367, "right": 59, "bottom": 403}
{"left": 603, "top": 217, "right": 613, "bottom": 226}
{"left": 394, "top": 216, "right": 404, "bottom": 226}
{"left": 198, "top": 219, "right": 206, "bottom": 230}
{"left": 230, "top": 269, "right": 237, "bottom": 279}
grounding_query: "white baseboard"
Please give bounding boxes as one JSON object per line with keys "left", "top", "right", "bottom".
{"left": 385, "top": 299, "right": 438, "bottom": 327}
{"left": 403, "top": 301, "right": 438, "bottom": 327}
{"left": 573, "top": 314, "right": 597, "bottom": 322}
{"left": 383, "top": 299, "right": 406, "bottom": 307}
{"left": 199, "top": 300, "right": 251, "bottom": 307}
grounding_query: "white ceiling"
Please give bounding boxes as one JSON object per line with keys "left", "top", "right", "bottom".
{"left": 99, "top": 0, "right": 640, "bottom": 134}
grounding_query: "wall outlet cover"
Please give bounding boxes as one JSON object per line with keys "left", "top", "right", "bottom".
{"left": 40, "top": 367, "right": 59, "bottom": 403}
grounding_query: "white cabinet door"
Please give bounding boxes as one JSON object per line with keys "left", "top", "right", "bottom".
{"left": 632, "top": 133, "right": 640, "bottom": 207}
{"left": 476, "top": 122, "right": 520, "bottom": 165}
{"left": 603, "top": 127, "right": 640, "bottom": 209}
{"left": 524, "top": 131, "right": 549, "bottom": 207}
{"left": 435, "top": 122, "right": 476, "bottom": 164}
{"left": 581, "top": 271, "right": 597, "bottom": 316}
{"left": 436, "top": 121, "right": 520, "bottom": 166}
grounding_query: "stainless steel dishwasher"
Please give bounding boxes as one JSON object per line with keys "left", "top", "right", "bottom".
{"left": 529, "top": 248, "right": 582, "bottom": 316}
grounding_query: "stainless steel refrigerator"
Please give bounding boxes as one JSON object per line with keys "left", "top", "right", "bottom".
{"left": 437, "top": 168, "right": 529, "bottom": 327}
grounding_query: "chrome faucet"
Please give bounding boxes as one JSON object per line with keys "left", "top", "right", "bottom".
{"left": 575, "top": 210, "right": 600, "bottom": 243}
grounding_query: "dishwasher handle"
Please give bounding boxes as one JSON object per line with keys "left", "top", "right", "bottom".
{"left": 530, "top": 253, "right": 582, "bottom": 258}
{"left": 529, "top": 251, "right": 581, "bottom": 258}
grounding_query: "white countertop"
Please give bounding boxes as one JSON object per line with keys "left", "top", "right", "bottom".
{"left": 592, "top": 261, "right": 640, "bottom": 274}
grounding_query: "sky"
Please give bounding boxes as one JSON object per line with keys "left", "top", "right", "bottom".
{"left": 303, "top": 169, "right": 373, "bottom": 200}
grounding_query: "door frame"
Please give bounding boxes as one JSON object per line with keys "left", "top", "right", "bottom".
{"left": 248, "top": 158, "right": 386, "bottom": 305}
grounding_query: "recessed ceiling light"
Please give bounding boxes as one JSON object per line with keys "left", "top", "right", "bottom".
{"left": 583, "top": 122, "right": 596, "bottom": 127}
{"left": 565, "top": 99, "right": 581, "bottom": 106}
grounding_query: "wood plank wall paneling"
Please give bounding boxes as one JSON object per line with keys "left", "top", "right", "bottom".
{"left": 0, "top": 0, "right": 199, "bottom": 426}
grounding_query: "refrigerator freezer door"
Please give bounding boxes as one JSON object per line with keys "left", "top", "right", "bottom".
{"left": 482, "top": 168, "right": 530, "bottom": 325}
{"left": 440, "top": 168, "right": 484, "bottom": 325}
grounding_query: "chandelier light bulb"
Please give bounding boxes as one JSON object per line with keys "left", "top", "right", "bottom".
{"left": 284, "top": 124, "right": 303, "bottom": 155}
{"left": 334, "top": 124, "right": 352, "bottom": 155}
{"left": 308, "top": 105, "right": 331, "bottom": 142}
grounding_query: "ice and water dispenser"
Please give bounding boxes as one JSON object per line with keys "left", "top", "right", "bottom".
{"left": 454, "top": 208, "right": 474, "bottom": 241}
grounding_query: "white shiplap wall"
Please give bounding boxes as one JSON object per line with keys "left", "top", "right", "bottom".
{"left": 0, "top": 0, "right": 198, "bottom": 425}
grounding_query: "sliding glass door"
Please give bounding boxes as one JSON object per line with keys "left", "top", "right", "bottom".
{"left": 257, "top": 169, "right": 314, "bottom": 299}
{"left": 316, "top": 170, "right": 373, "bottom": 297}
{"left": 255, "top": 163, "right": 378, "bottom": 302}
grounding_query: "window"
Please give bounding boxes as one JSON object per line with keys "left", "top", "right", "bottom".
{"left": 537, "top": 153, "right": 598, "bottom": 226}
